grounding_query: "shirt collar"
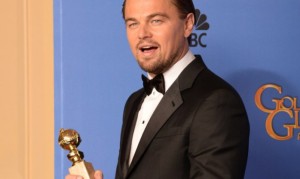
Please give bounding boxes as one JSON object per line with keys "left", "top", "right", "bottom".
{"left": 147, "top": 50, "right": 195, "bottom": 92}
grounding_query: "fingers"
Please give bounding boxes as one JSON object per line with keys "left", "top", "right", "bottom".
{"left": 94, "top": 170, "right": 104, "bottom": 179}
{"left": 65, "top": 174, "right": 83, "bottom": 179}
{"left": 65, "top": 170, "right": 103, "bottom": 179}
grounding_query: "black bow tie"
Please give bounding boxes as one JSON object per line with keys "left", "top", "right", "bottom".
{"left": 142, "top": 74, "right": 165, "bottom": 95}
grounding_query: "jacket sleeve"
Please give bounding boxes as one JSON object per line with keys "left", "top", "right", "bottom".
{"left": 188, "top": 89, "right": 250, "bottom": 179}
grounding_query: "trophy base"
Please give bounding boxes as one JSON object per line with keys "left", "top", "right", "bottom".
{"left": 69, "top": 160, "right": 95, "bottom": 179}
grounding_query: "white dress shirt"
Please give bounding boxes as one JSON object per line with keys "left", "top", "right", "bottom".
{"left": 128, "top": 50, "right": 195, "bottom": 165}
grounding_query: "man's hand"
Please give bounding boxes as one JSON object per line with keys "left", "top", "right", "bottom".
{"left": 65, "top": 170, "right": 103, "bottom": 179}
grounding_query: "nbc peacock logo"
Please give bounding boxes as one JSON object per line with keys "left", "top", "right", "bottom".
{"left": 188, "top": 9, "right": 210, "bottom": 48}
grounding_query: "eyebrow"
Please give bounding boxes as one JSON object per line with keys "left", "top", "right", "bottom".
{"left": 148, "top": 12, "right": 169, "bottom": 19}
{"left": 125, "top": 12, "right": 170, "bottom": 23}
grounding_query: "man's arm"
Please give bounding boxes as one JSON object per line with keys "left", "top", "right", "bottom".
{"left": 189, "top": 89, "right": 250, "bottom": 179}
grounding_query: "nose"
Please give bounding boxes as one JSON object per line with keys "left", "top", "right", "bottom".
{"left": 138, "top": 23, "right": 152, "bottom": 39}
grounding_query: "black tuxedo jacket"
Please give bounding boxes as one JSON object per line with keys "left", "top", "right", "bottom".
{"left": 116, "top": 55, "right": 249, "bottom": 179}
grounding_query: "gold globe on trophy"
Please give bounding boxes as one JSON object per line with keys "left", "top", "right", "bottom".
{"left": 58, "top": 128, "right": 95, "bottom": 179}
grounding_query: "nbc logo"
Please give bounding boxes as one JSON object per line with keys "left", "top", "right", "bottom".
{"left": 188, "top": 9, "right": 210, "bottom": 48}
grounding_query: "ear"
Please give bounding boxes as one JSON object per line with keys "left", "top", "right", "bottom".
{"left": 184, "top": 13, "right": 195, "bottom": 38}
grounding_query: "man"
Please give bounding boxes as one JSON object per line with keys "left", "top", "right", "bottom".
{"left": 67, "top": 0, "right": 249, "bottom": 178}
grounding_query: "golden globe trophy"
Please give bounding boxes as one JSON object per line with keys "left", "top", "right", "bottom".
{"left": 58, "top": 128, "right": 95, "bottom": 179}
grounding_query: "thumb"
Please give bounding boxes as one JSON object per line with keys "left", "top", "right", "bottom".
{"left": 94, "top": 170, "right": 103, "bottom": 179}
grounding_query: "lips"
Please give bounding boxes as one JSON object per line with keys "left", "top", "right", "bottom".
{"left": 136, "top": 40, "right": 160, "bottom": 57}
{"left": 139, "top": 45, "right": 158, "bottom": 52}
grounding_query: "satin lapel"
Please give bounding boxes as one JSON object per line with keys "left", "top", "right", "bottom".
{"left": 119, "top": 90, "right": 145, "bottom": 177}
{"left": 126, "top": 79, "right": 183, "bottom": 176}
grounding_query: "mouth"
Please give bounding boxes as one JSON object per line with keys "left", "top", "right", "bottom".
{"left": 139, "top": 45, "right": 158, "bottom": 53}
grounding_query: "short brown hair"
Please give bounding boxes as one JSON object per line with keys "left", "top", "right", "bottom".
{"left": 121, "top": 0, "right": 195, "bottom": 21}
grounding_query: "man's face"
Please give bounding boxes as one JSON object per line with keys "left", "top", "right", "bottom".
{"left": 124, "top": 0, "right": 194, "bottom": 76}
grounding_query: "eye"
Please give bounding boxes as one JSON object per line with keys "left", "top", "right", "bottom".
{"left": 151, "top": 19, "right": 163, "bottom": 25}
{"left": 127, "top": 22, "right": 139, "bottom": 29}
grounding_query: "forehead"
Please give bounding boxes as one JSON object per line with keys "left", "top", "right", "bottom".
{"left": 124, "top": 0, "right": 177, "bottom": 18}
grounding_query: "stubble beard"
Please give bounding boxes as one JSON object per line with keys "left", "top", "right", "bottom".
{"left": 134, "top": 39, "right": 180, "bottom": 75}
{"left": 137, "top": 45, "right": 184, "bottom": 75}
{"left": 137, "top": 52, "right": 178, "bottom": 75}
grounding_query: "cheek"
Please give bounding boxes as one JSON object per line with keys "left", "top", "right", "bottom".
{"left": 162, "top": 31, "right": 181, "bottom": 50}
